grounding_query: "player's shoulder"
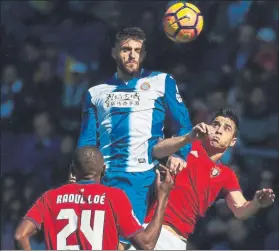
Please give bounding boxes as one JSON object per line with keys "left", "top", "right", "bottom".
{"left": 217, "top": 162, "right": 236, "bottom": 176}
{"left": 145, "top": 70, "right": 174, "bottom": 82}
{"left": 88, "top": 76, "right": 117, "bottom": 96}
{"left": 36, "top": 187, "right": 59, "bottom": 204}
{"left": 47, "top": 184, "right": 72, "bottom": 195}
{"left": 144, "top": 70, "right": 176, "bottom": 94}
{"left": 189, "top": 140, "right": 204, "bottom": 158}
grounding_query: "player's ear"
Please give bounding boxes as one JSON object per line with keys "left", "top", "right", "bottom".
{"left": 101, "top": 165, "right": 106, "bottom": 178}
{"left": 112, "top": 48, "right": 116, "bottom": 60}
{"left": 230, "top": 137, "right": 237, "bottom": 147}
{"left": 140, "top": 48, "right": 146, "bottom": 63}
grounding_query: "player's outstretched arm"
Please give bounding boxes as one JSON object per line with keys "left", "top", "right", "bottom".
{"left": 153, "top": 122, "right": 214, "bottom": 159}
{"left": 14, "top": 220, "right": 38, "bottom": 250}
{"left": 129, "top": 165, "right": 174, "bottom": 250}
{"left": 163, "top": 75, "right": 193, "bottom": 160}
{"left": 78, "top": 90, "right": 98, "bottom": 147}
{"left": 226, "top": 189, "right": 275, "bottom": 220}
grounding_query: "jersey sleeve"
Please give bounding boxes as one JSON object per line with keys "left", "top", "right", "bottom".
{"left": 113, "top": 189, "right": 143, "bottom": 238}
{"left": 163, "top": 74, "right": 193, "bottom": 159}
{"left": 78, "top": 90, "right": 98, "bottom": 147}
{"left": 222, "top": 170, "right": 242, "bottom": 197}
{"left": 23, "top": 193, "right": 46, "bottom": 230}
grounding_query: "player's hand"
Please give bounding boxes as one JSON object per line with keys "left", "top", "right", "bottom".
{"left": 166, "top": 156, "right": 186, "bottom": 174}
{"left": 253, "top": 188, "right": 275, "bottom": 208}
{"left": 190, "top": 122, "right": 215, "bottom": 140}
{"left": 155, "top": 164, "right": 174, "bottom": 202}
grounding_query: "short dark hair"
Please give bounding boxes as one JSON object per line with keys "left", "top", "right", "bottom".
{"left": 74, "top": 146, "right": 104, "bottom": 176}
{"left": 211, "top": 107, "right": 239, "bottom": 130}
{"left": 114, "top": 26, "right": 146, "bottom": 46}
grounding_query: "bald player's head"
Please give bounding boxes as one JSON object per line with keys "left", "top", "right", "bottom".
{"left": 73, "top": 146, "right": 105, "bottom": 179}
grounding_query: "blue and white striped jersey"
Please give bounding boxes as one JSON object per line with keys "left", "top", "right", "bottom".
{"left": 78, "top": 70, "right": 192, "bottom": 172}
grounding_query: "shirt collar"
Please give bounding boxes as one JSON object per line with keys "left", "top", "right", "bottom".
{"left": 114, "top": 68, "right": 145, "bottom": 80}
{"left": 77, "top": 179, "right": 99, "bottom": 184}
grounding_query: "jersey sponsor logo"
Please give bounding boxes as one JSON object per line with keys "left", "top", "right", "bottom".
{"left": 190, "top": 150, "right": 198, "bottom": 158}
{"left": 138, "top": 158, "right": 146, "bottom": 164}
{"left": 104, "top": 92, "right": 140, "bottom": 108}
{"left": 210, "top": 166, "right": 221, "bottom": 178}
{"left": 140, "top": 82, "right": 150, "bottom": 91}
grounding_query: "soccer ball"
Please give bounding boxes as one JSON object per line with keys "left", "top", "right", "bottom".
{"left": 163, "top": 2, "right": 203, "bottom": 43}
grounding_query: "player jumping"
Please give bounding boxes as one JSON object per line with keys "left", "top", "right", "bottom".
{"left": 14, "top": 146, "right": 174, "bottom": 250}
{"left": 78, "top": 26, "right": 192, "bottom": 247}
{"left": 139, "top": 107, "right": 275, "bottom": 250}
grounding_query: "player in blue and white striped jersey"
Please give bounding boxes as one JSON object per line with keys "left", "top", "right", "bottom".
{"left": 78, "top": 27, "right": 192, "bottom": 248}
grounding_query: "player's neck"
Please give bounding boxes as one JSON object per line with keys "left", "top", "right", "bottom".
{"left": 117, "top": 68, "right": 141, "bottom": 82}
{"left": 203, "top": 144, "right": 224, "bottom": 163}
{"left": 208, "top": 152, "right": 223, "bottom": 163}
{"left": 76, "top": 175, "right": 101, "bottom": 183}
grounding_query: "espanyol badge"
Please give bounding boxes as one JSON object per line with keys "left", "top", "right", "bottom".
{"left": 140, "top": 82, "right": 150, "bottom": 91}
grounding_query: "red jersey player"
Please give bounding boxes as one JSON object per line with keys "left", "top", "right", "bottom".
{"left": 14, "top": 146, "right": 174, "bottom": 250}
{"left": 142, "top": 107, "right": 275, "bottom": 250}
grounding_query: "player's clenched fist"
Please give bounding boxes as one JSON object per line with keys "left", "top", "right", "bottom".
{"left": 155, "top": 164, "right": 174, "bottom": 202}
{"left": 190, "top": 122, "right": 215, "bottom": 140}
{"left": 253, "top": 188, "right": 275, "bottom": 208}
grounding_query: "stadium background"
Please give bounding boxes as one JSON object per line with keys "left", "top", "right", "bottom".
{"left": 1, "top": 1, "right": 278, "bottom": 249}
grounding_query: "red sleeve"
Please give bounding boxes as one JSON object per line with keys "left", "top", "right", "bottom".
{"left": 23, "top": 193, "right": 47, "bottom": 230}
{"left": 222, "top": 169, "right": 242, "bottom": 197}
{"left": 113, "top": 189, "right": 144, "bottom": 239}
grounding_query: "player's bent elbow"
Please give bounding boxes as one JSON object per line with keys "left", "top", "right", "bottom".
{"left": 14, "top": 229, "right": 24, "bottom": 242}
{"left": 140, "top": 241, "right": 156, "bottom": 250}
{"left": 14, "top": 231, "right": 26, "bottom": 245}
{"left": 130, "top": 233, "right": 156, "bottom": 250}
{"left": 132, "top": 239, "right": 156, "bottom": 250}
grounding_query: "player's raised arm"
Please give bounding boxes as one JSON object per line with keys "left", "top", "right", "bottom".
{"left": 153, "top": 122, "right": 214, "bottom": 159}
{"left": 163, "top": 74, "right": 193, "bottom": 159}
{"left": 78, "top": 90, "right": 98, "bottom": 147}
{"left": 116, "top": 166, "right": 173, "bottom": 250}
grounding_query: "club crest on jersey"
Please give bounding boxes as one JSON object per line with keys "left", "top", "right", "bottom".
{"left": 140, "top": 82, "right": 150, "bottom": 91}
{"left": 210, "top": 166, "right": 221, "bottom": 178}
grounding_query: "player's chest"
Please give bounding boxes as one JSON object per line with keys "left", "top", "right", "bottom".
{"left": 189, "top": 157, "right": 226, "bottom": 193}
{"left": 91, "top": 80, "right": 164, "bottom": 112}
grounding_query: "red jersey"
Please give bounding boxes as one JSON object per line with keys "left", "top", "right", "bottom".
{"left": 145, "top": 141, "right": 241, "bottom": 239}
{"left": 23, "top": 181, "right": 143, "bottom": 250}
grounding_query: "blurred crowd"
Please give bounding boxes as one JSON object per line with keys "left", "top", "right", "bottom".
{"left": 1, "top": 1, "right": 278, "bottom": 250}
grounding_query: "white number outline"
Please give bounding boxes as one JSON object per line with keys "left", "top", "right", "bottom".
{"left": 57, "top": 209, "right": 105, "bottom": 250}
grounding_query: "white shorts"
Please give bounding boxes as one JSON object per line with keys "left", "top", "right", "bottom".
{"left": 129, "top": 224, "right": 187, "bottom": 250}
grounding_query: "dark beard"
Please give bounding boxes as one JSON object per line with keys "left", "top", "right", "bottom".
{"left": 116, "top": 57, "right": 140, "bottom": 77}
